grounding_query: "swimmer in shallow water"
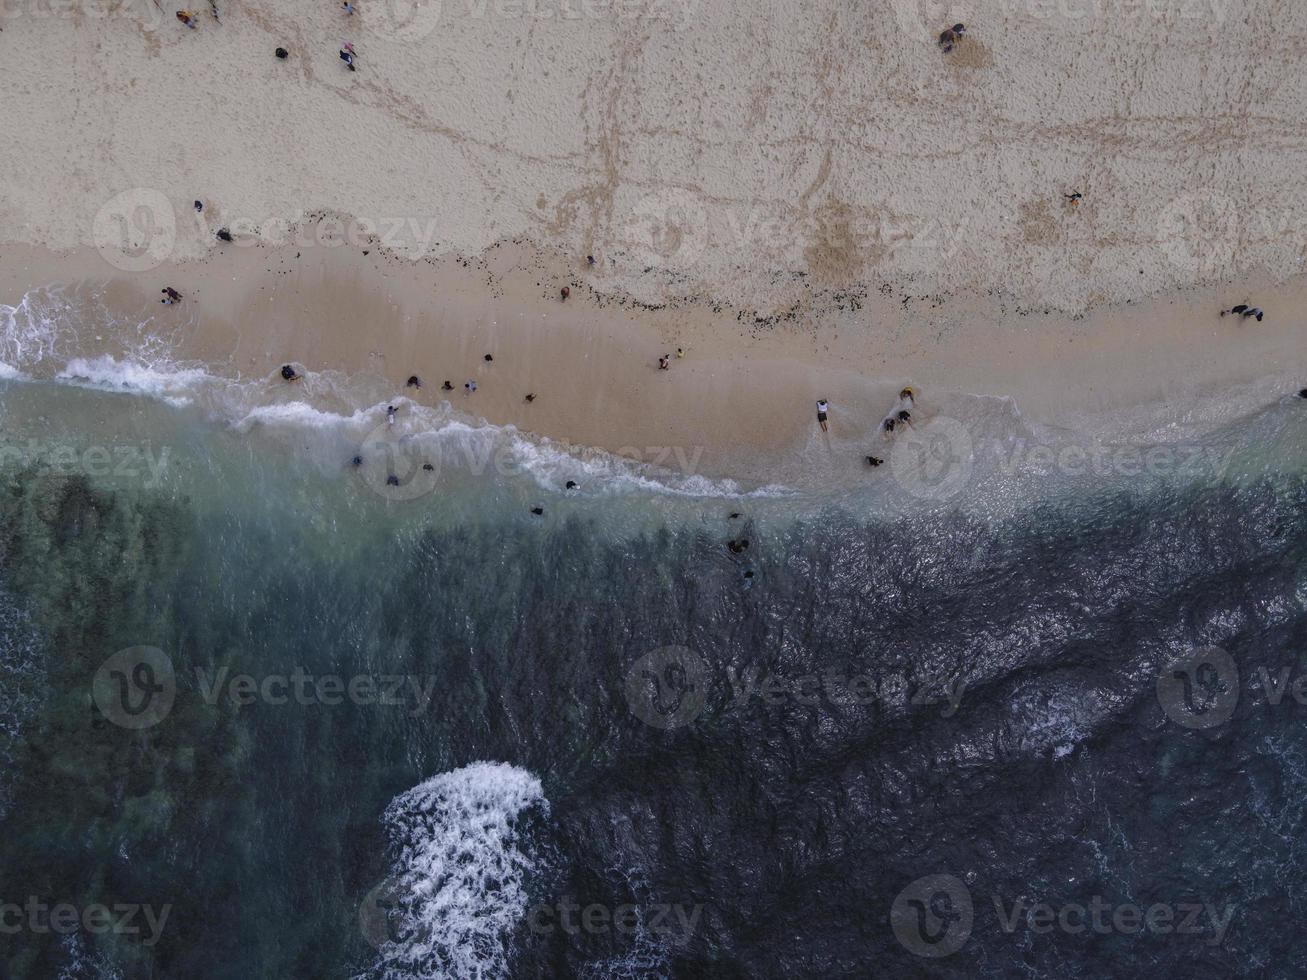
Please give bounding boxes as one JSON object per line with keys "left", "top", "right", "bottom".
{"left": 281, "top": 364, "right": 301, "bottom": 382}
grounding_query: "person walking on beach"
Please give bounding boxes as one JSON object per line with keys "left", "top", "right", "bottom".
{"left": 816, "top": 399, "right": 830, "bottom": 433}
{"left": 340, "top": 42, "right": 356, "bottom": 71}
{"left": 160, "top": 287, "right": 182, "bottom": 305}
{"left": 464, "top": 380, "right": 477, "bottom": 394}
{"left": 386, "top": 405, "right": 396, "bottom": 426}
{"left": 658, "top": 355, "right": 670, "bottom": 370}
{"left": 341, "top": 0, "right": 354, "bottom": 12}
{"left": 176, "top": 9, "right": 198, "bottom": 28}
{"left": 938, "top": 23, "right": 965, "bottom": 52}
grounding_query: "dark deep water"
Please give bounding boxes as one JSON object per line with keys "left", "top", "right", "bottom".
{"left": 1, "top": 381, "right": 1306, "bottom": 979}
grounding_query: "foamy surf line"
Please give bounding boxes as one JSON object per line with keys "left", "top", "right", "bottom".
{"left": 361, "top": 762, "right": 548, "bottom": 980}
{"left": 56, "top": 355, "right": 210, "bottom": 408}
{"left": 24, "top": 355, "right": 794, "bottom": 499}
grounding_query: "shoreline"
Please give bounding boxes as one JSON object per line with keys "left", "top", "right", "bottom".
{"left": 1, "top": 233, "right": 1305, "bottom": 486}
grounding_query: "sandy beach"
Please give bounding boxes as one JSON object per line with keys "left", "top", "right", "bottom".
{"left": 1, "top": 0, "right": 1305, "bottom": 478}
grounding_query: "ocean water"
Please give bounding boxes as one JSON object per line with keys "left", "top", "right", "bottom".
{"left": 0, "top": 295, "right": 1306, "bottom": 977}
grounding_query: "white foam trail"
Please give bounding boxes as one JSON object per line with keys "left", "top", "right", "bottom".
{"left": 366, "top": 762, "right": 546, "bottom": 980}
{"left": 57, "top": 355, "right": 208, "bottom": 407}
{"left": 0, "top": 362, "right": 24, "bottom": 380}
{"left": 236, "top": 400, "right": 375, "bottom": 430}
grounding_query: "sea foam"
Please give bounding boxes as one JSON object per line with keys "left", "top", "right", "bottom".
{"left": 364, "top": 762, "right": 547, "bottom": 980}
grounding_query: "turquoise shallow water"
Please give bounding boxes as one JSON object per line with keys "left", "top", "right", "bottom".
{"left": 0, "top": 378, "right": 1306, "bottom": 978}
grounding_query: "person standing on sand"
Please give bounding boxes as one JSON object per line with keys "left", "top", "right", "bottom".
{"left": 816, "top": 399, "right": 830, "bottom": 433}
{"left": 658, "top": 355, "right": 669, "bottom": 370}
{"left": 342, "top": 0, "right": 354, "bottom": 11}
{"left": 340, "top": 42, "right": 356, "bottom": 71}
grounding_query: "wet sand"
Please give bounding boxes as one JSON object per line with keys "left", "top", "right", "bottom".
{"left": 1, "top": 231, "right": 1303, "bottom": 484}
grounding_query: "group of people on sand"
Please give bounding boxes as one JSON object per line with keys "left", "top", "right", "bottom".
{"left": 176, "top": 2, "right": 359, "bottom": 73}
{"left": 657, "top": 349, "right": 685, "bottom": 370}
{"left": 815, "top": 388, "right": 917, "bottom": 468}
{"left": 1220, "top": 303, "right": 1265, "bottom": 322}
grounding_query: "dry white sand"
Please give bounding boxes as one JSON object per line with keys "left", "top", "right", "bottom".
{"left": 4, "top": 0, "right": 1306, "bottom": 310}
